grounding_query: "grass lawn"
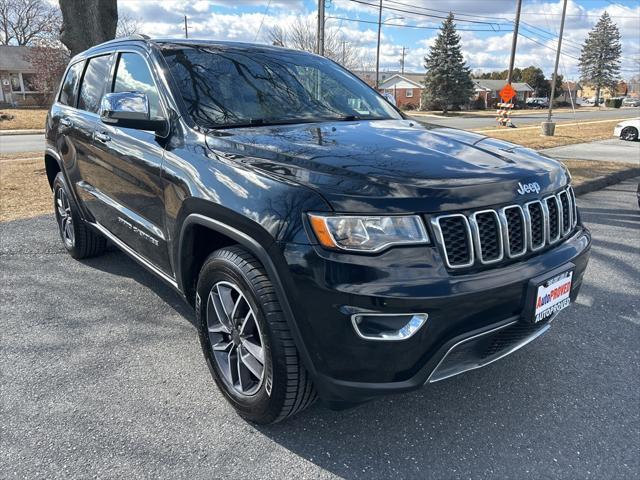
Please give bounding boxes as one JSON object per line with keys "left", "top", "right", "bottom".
{"left": 0, "top": 156, "right": 52, "bottom": 222}
{"left": 474, "top": 119, "right": 622, "bottom": 149}
{"left": 0, "top": 109, "right": 48, "bottom": 130}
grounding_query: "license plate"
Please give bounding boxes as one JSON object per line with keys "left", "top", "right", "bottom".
{"left": 533, "top": 270, "right": 573, "bottom": 323}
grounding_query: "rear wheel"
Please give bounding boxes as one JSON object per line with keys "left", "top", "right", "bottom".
{"left": 52, "top": 173, "right": 106, "bottom": 259}
{"left": 620, "top": 126, "right": 638, "bottom": 141}
{"left": 196, "top": 246, "right": 316, "bottom": 424}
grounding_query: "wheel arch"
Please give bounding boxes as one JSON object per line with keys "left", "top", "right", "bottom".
{"left": 177, "top": 213, "right": 318, "bottom": 379}
{"left": 44, "top": 152, "right": 61, "bottom": 189}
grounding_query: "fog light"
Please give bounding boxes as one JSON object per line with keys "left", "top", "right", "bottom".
{"left": 351, "top": 313, "right": 428, "bottom": 341}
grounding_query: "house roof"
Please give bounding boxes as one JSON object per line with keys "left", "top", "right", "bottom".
{"left": 378, "top": 74, "right": 423, "bottom": 89}
{"left": 0, "top": 46, "right": 36, "bottom": 72}
{"left": 472, "top": 79, "right": 534, "bottom": 92}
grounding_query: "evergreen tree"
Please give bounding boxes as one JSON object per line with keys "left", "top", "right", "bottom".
{"left": 421, "top": 13, "right": 475, "bottom": 113}
{"left": 578, "top": 12, "right": 622, "bottom": 106}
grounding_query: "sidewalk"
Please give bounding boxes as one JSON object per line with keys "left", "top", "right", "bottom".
{"left": 541, "top": 138, "right": 640, "bottom": 165}
{"left": 0, "top": 129, "right": 45, "bottom": 136}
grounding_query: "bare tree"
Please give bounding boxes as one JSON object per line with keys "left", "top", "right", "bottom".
{"left": 117, "top": 11, "right": 142, "bottom": 38}
{"left": 266, "top": 17, "right": 363, "bottom": 71}
{"left": 59, "top": 0, "right": 117, "bottom": 56}
{"left": 0, "top": 0, "right": 60, "bottom": 45}
{"left": 26, "top": 37, "right": 69, "bottom": 104}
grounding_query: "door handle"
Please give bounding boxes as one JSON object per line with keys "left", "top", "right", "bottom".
{"left": 94, "top": 132, "right": 111, "bottom": 143}
{"left": 60, "top": 117, "right": 72, "bottom": 127}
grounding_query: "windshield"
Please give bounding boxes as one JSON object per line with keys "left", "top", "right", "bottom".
{"left": 161, "top": 44, "right": 401, "bottom": 128}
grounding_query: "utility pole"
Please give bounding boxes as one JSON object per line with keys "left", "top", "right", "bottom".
{"left": 400, "top": 46, "right": 406, "bottom": 74}
{"left": 342, "top": 40, "right": 346, "bottom": 65}
{"left": 543, "top": 0, "right": 568, "bottom": 136}
{"left": 184, "top": 15, "right": 188, "bottom": 39}
{"left": 317, "top": 0, "right": 325, "bottom": 56}
{"left": 375, "top": 0, "right": 383, "bottom": 89}
{"left": 506, "top": 0, "right": 522, "bottom": 85}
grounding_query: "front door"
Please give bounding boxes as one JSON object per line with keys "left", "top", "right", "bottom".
{"left": 84, "top": 50, "right": 172, "bottom": 275}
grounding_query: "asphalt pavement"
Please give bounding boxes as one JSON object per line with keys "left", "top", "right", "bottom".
{"left": 0, "top": 133, "right": 45, "bottom": 154}
{"left": 1, "top": 180, "right": 639, "bottom": 479}
{"left": 541, "top": 138, "right": 640, "bottom": 164}
{"left": 411, "top": 107, "right": 639, "bottom": 130}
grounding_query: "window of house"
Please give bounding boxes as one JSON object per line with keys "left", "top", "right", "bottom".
{"left": 58, "top": 61, "right": 84, "bottom": 107}
{"left": 9, "top": 73, "right": 21, "bottom": 92}
{"left": 78, "top": 55, "right": 111, "bottom": 114}
{"left": 22, "top": 73, "right": 37, "bottom": 91}
{"left": 405, "top": 89, "right": 413, "bottom": 98}
{"left": 112, "top": 52, "right": 162, "bottom": 119}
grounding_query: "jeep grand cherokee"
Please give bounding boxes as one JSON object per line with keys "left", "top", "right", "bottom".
{"left": 44, "top": 36, "right": 591, "bottom": 424}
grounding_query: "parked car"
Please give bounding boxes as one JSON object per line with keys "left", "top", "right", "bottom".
{"left": 582, "top": 97, "right": 605, "bottom": 106}
{"left": 44, "top": 36, "right": 591, "bottom": 424}
{"left": 613, "top": 118, "right": 640, "bottom": 141}
{"left": 526, "top": 98, "right": 549, "bottom": 109}
{"left": 622, "top": 97, "right": 640, "bottom": 107}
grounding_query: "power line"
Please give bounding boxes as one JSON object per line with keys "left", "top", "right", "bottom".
{"left": 326, "top": 15, "right": 511, "bottom": 32}
{"left": 254, "top": 0, "right": 272, "bottom": 41}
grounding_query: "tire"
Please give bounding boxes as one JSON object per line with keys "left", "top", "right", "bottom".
{"left": 52, "top": 172, "right": 106, "bottom": 259}
{"left": 620, "top": 126, "right": 638, "bottom": 141}
{"left": 196, "top": 246, "right": 316, "bottom": 424}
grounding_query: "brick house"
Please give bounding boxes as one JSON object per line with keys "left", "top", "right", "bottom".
{"left": 472, "top": 79, "right": 534, "bottom": 108}
{"left": 378, "top": 74, "right": 424, "bottom": 109}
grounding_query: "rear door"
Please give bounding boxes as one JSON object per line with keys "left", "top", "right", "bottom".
{"left": 81, "top": 49, "right": 172, "bottom": 275}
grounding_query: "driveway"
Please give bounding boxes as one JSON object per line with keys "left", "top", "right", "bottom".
{"left": 411, "top": 107, "right": 639, "bottom": 130}
{"left": 0, "top": 133, "right": 45, "bottom": 154}
{"left": 1, "top": 180, "right": 639, "bottom": 479}
{"left": 541, "top": 138, "right": 640, "bottom": 164}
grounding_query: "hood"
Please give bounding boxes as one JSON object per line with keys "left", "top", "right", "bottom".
{"left": 205, "top": 119, "right": 569, "bottom": 213}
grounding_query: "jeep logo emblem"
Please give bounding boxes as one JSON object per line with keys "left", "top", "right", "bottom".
{"left": 517, "top": 181, "right": 541, "bottom": 195}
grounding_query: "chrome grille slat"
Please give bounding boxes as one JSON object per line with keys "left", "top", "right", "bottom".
{"left": 432, "top": 187, "right": 576, "bottom": 270}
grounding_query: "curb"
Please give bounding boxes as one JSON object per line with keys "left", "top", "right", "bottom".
{"left": 0, "top": 129, "right": 45, "bottom": 136}
{"left": 574, "top": 167, "right": 640, "bottom": 196}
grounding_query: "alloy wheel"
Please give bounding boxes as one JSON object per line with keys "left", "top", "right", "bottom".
{"left": 206, "top": 281, "right": 266, "bottom": 396}
{"left": 55, "top": 187, "right": 75, "bottom": 248}
{"left": 621, "top": 127, "right": 638, "bottom": 141}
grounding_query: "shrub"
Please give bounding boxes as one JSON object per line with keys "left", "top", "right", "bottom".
{"left": 471, "top": 98, "right": 486, "bottom": 110}
{"left": 605, "top": 98, "right": 623, "bottom": 108}
{"left": 401, "top": 103, "right": 417, "bottom": 111}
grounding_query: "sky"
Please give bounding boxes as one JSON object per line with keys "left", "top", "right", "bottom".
{"left": 118, "top": 0, "right": 640, "bottom": 81}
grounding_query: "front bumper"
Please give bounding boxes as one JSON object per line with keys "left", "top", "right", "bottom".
{"left": 279, "top": 226, "right": 591, "bottom": 405}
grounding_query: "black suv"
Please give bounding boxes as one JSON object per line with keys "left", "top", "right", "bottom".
{"left": 45, "top": 36, "right": 591, "bottom": 424}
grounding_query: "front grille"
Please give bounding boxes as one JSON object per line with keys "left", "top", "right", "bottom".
{"left": 431, "top": 186, "right": 576, "bottom": 269}
{"left": 437, "top": 215, "right": 473, "bottom": 267}
{"left": 545, "top": 196, "right": 561, "bottom": 242}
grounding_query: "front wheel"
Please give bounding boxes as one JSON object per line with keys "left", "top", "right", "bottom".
{"left": 620, "top": 126, "right": 638, "bottom": 141}
{"left": 196, "top": 246, "right": 316, "bottom": 424}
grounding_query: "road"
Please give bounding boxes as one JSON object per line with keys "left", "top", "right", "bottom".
{"left": 0, "top": 133, "right": 45, "bottom": 154}
{"left": 1, "top": 180, "right": 639, "bottom": 479}
{"left": 541, "top": 138, "right": 640, "bottom": 164}
{"left": 411, "top": 107, "right": 640, "bottom": 130}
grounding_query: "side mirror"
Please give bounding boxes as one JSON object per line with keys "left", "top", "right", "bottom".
{"left": 100, "top": 91, "right": 167, "bottom": 133}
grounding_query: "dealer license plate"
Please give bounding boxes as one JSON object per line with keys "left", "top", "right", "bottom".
{"left": 533, "top": 270, "right": 573, "bottom": 323}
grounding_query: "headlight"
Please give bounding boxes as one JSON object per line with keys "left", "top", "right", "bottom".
{"left": 308, "top": 214, "right": 429, "bottom": 252}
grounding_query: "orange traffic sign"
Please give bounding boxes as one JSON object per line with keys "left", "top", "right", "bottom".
{"left": 499, "top": 83, "right": 517, "bottom": 103}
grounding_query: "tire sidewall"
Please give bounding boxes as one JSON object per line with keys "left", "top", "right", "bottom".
{"left": 196, "top": 251, "right": 288, "bottom": 423}
{"left": 52, "top": 173, "right": 81, "bottom": 257}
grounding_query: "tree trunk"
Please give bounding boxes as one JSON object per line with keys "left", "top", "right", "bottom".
{"left": 595, "top": 86, "right": 601, "bottom": 106}
{"left": 59, "top": 0, "right": 118, "bottom": 57}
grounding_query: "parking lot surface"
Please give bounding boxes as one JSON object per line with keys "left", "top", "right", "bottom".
{"left": 1, "top": 180, "right": 639, "bottom": 479}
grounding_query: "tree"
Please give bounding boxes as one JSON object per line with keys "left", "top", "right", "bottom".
{"left": 116, "top": 11, "right": 142, "bottom": 38}
{"left": 266, "top": 17, "right": 362, "bottom": 71}
{"left": 0, "top": 0, "right": 60, "bottom": 45}
{"left": 26, "top": 37, "right": 69, "bottom": 104}
{"left": 421, "top": 13, "right": 474, "bottom": 113}
{"left": 578, "top": 11, "right": 621, "bottom": 106}
{"left": 59, "top": 0, "right": 117, "bottom": 56}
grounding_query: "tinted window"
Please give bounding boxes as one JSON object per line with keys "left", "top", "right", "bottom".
{"left": 113, "top": 52, "right": 162, "bottom": 119}
{"left": 58, "top": 61, "right": 84, "bottom": 107}
{"left": 78, "top": 55, "right": 111, "bottom": 113}
{"left": 162, "top": 46, "right": 400, "bottom": 128}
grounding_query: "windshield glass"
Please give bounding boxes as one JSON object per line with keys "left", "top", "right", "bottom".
{"left": 161, "top": 44, "right": 401, "bottom": 128}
